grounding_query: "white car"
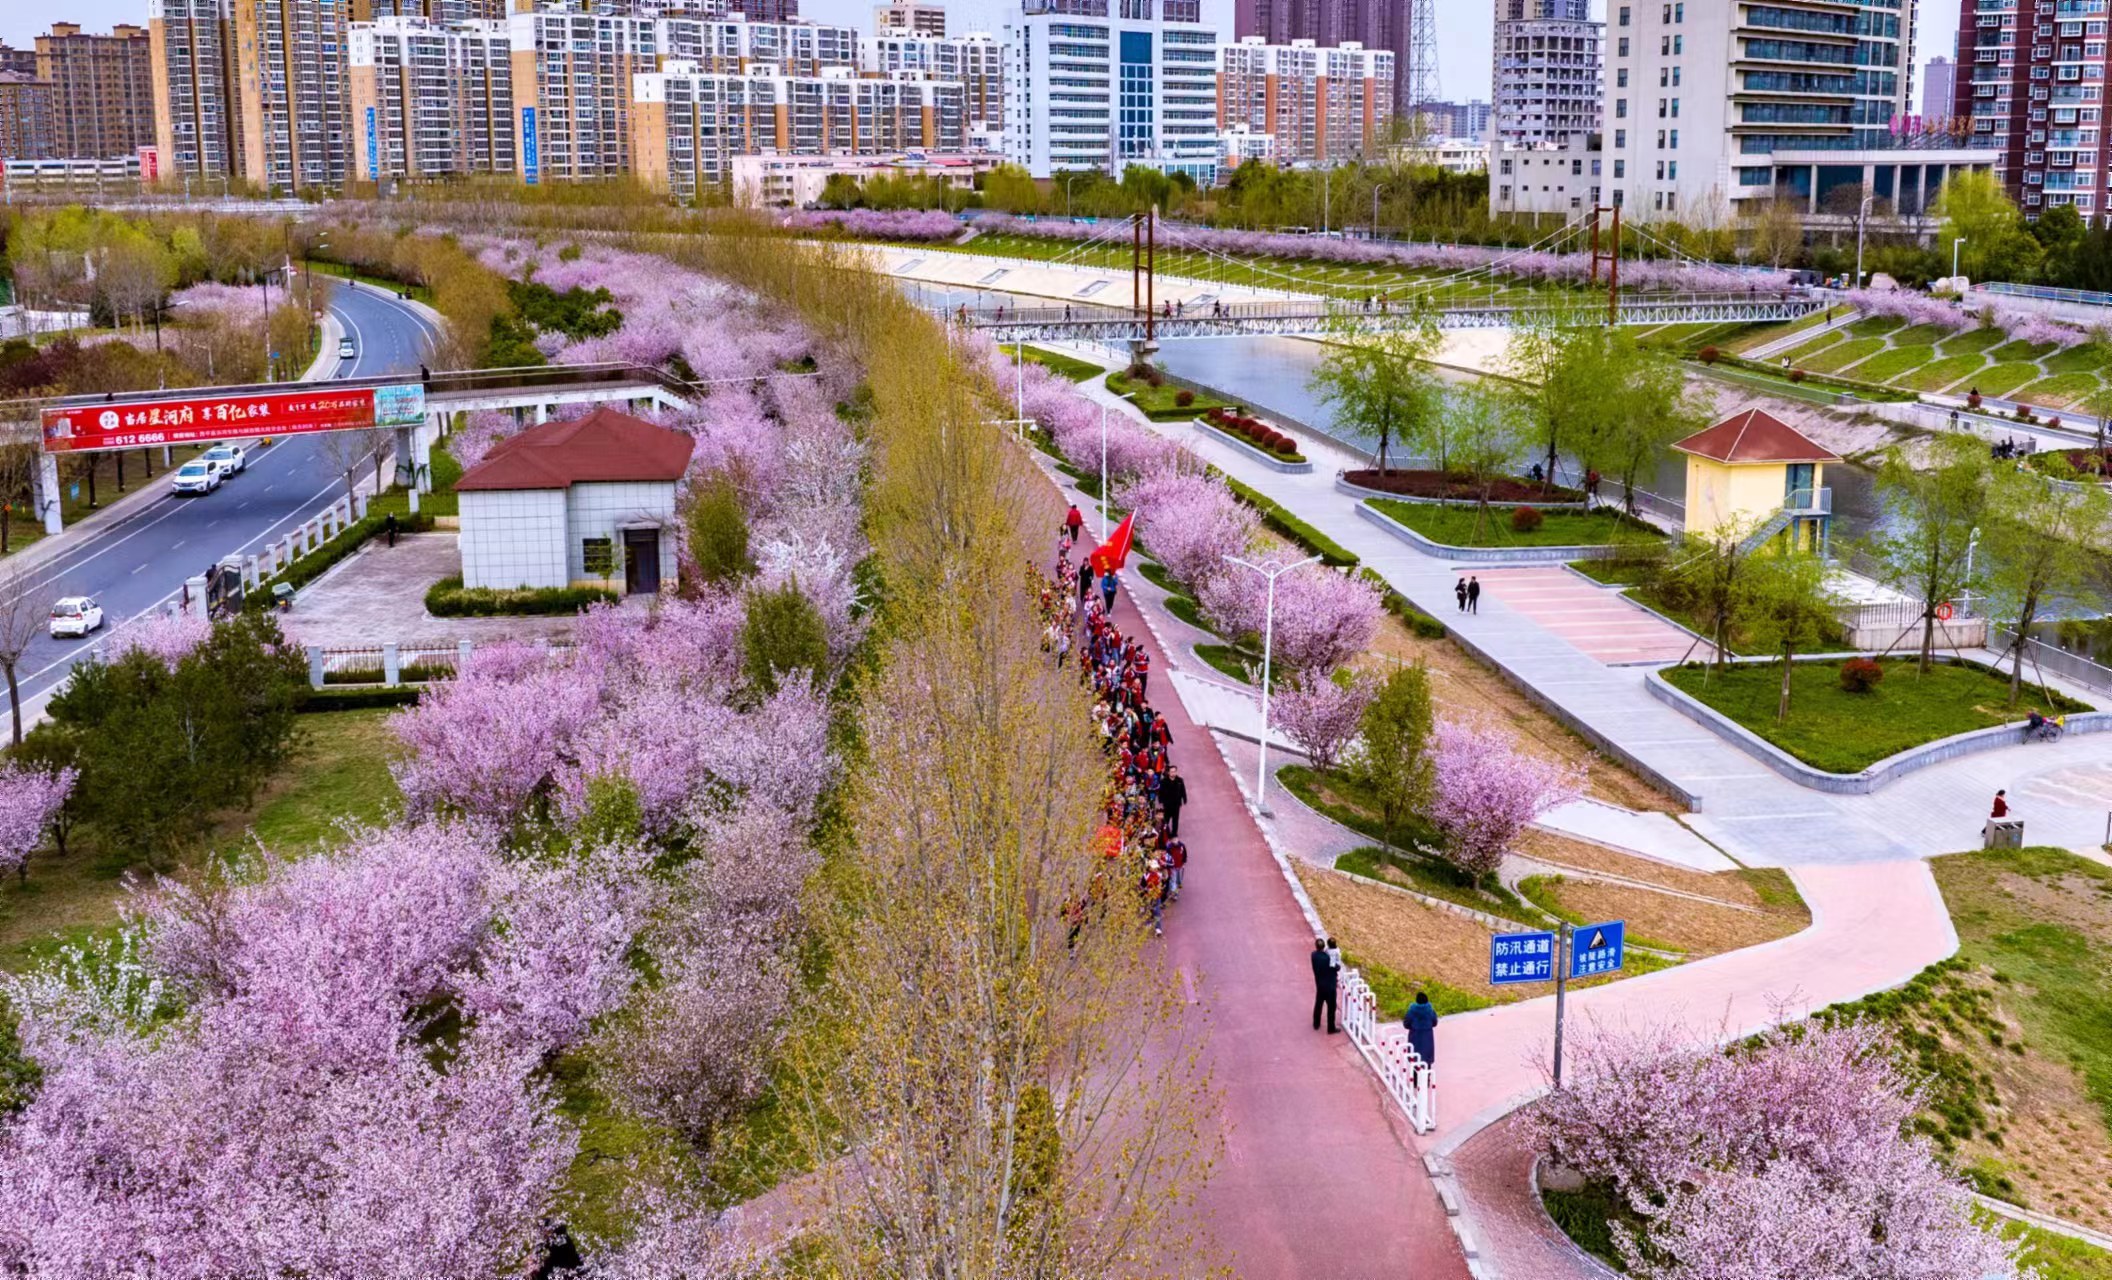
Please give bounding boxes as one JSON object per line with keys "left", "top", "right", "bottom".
{"left": 48, "top": 597, "right": 103, "bottom": 639}
{"left": 171, "top": 460, "right": 221, "bottom": 495}
{"left": 339, "top": 338, "right": 357, "bottom": 361}
{"left": 201, "top": 444, "right": 246, "bottom": 475}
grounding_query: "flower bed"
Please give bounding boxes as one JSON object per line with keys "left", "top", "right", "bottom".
{"left": 1341, "top": 468, "right": 1584, "bottom": 505}
{"left": 1367, "top": 499, "right": 1662, "bottom": 550}
{"left": 1199, "top": 406, "right": 1306, "bottom": 463}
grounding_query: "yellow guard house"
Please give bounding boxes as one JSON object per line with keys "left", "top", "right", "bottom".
{"left": 1673, "top": 408, "right": 1839, "bottom": 553}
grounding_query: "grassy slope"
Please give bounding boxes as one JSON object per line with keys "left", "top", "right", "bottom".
{"left": 1661, "top": 659, "right": 2090, "bottom": 775}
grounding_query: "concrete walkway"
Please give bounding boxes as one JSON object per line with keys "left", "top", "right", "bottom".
{"left": 1069, "top": 365, "right": 2112, "bottom": 867}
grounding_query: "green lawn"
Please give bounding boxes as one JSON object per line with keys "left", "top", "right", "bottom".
{"left": 1802, "top": 336, "right": 1887, "bottom": 374}
{"left": 1979, "top": 362, "right": 2047, "bottom": 398}
{"left": 1194, "top": 642, "right": 1258, "bottom": 683}
{"left": 1566, "top": 556, "right": 1660, "bottom": 586}
{"left": 1106, "top": 369, "right": 1230, "bottom": 420}
{"left": 1660, "top": 658, "right": 2090, "bottom": 775}
{"left": 1893, "top": 323, "right": 1962, "bottom": 347}
{"left": 1786, "top": 332, "right": 1847, "bottom": 362}
{"left": 2045, "top": 345, "right": 2112, "bottom": 376}
{"left": 2013, "top": 372, "right": 2105, "bottom": 409}
{"left": 1847, "top": 316, "right": 1906, "bottom": 338}
{"left": 1003, "top": 344, "right": 1101, "bottom": 382}
{"left": 1936, "top": 327, "right": 2009, "bottom": 355}
{"left": 0, "top": 708, "right": 402, "bottom": 971}
{"left": 1904, "top": 353, "right": 1992, "bottom": 392}
{"left": 1992, "top": 340, "right": 2062, "bottom": 363}
{"left": 1367, "top": 499, "right": 1664, "bottom": 549}
{"left": 1851, "top": 344, "right": 1938, "bottom": 382}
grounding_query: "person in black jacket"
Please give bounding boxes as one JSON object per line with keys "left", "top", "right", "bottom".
{"left": 1077, "top": 557, "right": 1094, "bottom": 605}
{"left": 1311, "top": 938, "right": 1339, "bottom": 1033}
{"left": 1158, "top": 765, "right": 1187, "bottom": 836}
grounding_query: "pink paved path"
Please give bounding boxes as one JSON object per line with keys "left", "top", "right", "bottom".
{"left": 1416, "top": 861, "right": 1956, "bottom": 1152}
{"left": 1468, "top": 567, "right": 1697, "bottom": 664}
{"left": 1104, "top": 584, "right": 1468, "bottom": 1278}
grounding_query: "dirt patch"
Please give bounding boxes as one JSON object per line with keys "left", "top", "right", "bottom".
{"left": 1989, "top": 1012, "right": 2112, "bottom": 1230}
{"left": 1343, "top": 469, "right": 1585, "bottom": 505}
{"left": 1517, "top": 831, "right": 1784, "bottom": 911}
{"left": 1298, "top": 864, "right": 1515, "bottom": 1003}
{"left": 1359, "top": 616, "right": 1679, "bottom": 814}
{"left": 1992, "top": 869, "right": 2112, "bottom": 939}
{"left": 1529, "top": 873, "right": 1806, "bottom": 958}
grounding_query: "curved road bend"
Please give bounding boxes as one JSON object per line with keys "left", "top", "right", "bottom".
{"left": 11, "top": 285, "right": 437, "bottom": 712}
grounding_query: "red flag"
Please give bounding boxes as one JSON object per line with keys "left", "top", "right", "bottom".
{"left": 1093, "top": 513, "right": 1137, "bottom": 573}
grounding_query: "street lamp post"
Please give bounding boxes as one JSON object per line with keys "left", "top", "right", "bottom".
{"left": 1963, "top": 526, "right": 1981, "bottom": 618}
{"left": 1854, "top": 194, "right": 1874, "bottom": 288}
{"left": 1099, "top": 402, "right": 1109, "bottom": 538}
{"left": 1953, "top": 236, "right": 1968, "bottom": 280}
{"left": 1222, "top": 552, "right": 1322, "bottom": 817}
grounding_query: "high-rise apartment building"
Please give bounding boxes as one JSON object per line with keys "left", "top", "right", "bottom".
{"left": 352, "top": 0, "right": 508, "bottom": 17}
{"left": 0, "top": 47, "right": 37, "bottom": 77}
{"left": 148, "top": 0, "right": 243, "bottom": 178}
{"left": 632, "top": 61, "right": 965, "bottom": 201}
{"left": 1004, "top": 0, "right": 1219, "bottom": 180}
{"left": 659, "top": 16, "right": 860, "bottom": 74}
{"left": 233, "top": 0, "right": 355, "bottom": 191}
{"left": 1920, "top": 54, "right": 1952, "bottom": 124}
{"left": 1603, "top": 0, "right": 1915, "bottom": 217}
{"left": 349, "top": 16, "right": 515, "bottom": 181}
{"left": 509, "top": 6, "right": 659, "bottom": 183}
{"left": 0, "top": 73, "right": 61, "bottom": 161}
{"left": 1217, "top": 36, "right": 1393, "bottom": 164}
{"left": 875, "top": 3, "right": 946, "bottom": 36}
{"left": 1234, "top": 0, "right": 1409, "bottom": 121}
{"left": 861, "top": 30, "right": 1001, "bottom": 132}
{"left": 1492, "top": 0, "right": 1599, "bottom": 146}
{"left": 1954, "top": 0, "right": 2108, "bottom": 217}
{"left": 35, "top": 23, "right": 157, "bottom": 160}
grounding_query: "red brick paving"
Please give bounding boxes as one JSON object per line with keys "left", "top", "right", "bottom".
{"left": 1449, "top": 1111, "right": 1610, "bottom": 1280}
{"left": 1465, "top": 568, "right": 1698, "bottom": 665}
{"left": 1102, "top": 578, "right": 1469, "bottom": 1279}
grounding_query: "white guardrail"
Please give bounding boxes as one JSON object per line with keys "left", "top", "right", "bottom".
{"left": 1340, "top": 968, "right": 1436, "bottom": 1133}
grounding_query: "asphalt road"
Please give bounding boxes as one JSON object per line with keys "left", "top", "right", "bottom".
{"left": 12, "top": 284, "right": 438, "bottom": 710}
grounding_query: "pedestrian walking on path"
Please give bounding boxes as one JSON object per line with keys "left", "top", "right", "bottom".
{"left": 1100, "top": 567, "right": 1119, "bottom": 615}
{"left": 1064, "top": 503, "right": 1085, "bottom": 542}
{"left": 1455, "top": 577, "right": 1467, "bottom": 612}
{"left": 1404, "top": 992, "right": 1438, "bottom": 1065}
{"left": 1466, "top": 576, "right": 1481, "bottom": 614}
{"left": 1077, "top": 558, "right": 1093, "bottom": 605}
{"left": 1160, "top": 764, "right": 1187, "bottom": 836}
{"left": 1311, "top": 938, "right": 1340, "bottom": 1033}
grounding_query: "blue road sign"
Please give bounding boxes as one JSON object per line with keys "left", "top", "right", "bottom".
{"left": 1570, "top": 920, "right": 1626, "bottom": 978}
{"left": 1490, "top": 930, "right": 1556, "bottom": 985}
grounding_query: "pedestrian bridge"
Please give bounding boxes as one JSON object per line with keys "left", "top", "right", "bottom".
{"left": 944, "top": 291, "right": 1826, "bottom": 343}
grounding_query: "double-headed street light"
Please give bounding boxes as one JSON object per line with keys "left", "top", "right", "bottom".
{"left": 1222, "top": 551, "right": 1322, "bottom": 817}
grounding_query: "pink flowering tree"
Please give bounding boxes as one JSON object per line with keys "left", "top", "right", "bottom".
{"left": 0, "top": 761, "right": 74, "bottom": 884}
{"left": 105, "top": 611, "right": 212, "bottom": 668}
{"left": 1428, "top": 721, "right": 1583, "bottom": 879}
{"left": 1271, "top": 672, "right": 1374, "bottom": 773}
{"left": 1267, "top": 567, "right": 1383, "bottom": 677}
{"left": 1118, "top": 464, "right": 1253, "bottom": 589}
{"left": 390, "top": 643, "right": 605, "bottom": 824}
{"left": 1532, "top": 1019, "right": 2021, "bottom": 1280}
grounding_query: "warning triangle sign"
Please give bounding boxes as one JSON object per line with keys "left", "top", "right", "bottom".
{"left": 1587, "top": 930, "right": 1607, "bottom": 950}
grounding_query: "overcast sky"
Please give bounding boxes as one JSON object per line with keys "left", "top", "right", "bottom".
{"left": 1, "top": 1, "right": 1960, "bottom": 108}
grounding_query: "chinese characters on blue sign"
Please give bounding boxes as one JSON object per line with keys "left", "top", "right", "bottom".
{"left": 1489, "top": 931, "right": 1555, "bottom": 985}
{"left": 522, "top": 107, "right": 540, "bottom": 185}
{"left": 1570, "top": 921, "right": 1626, "bottom": 978}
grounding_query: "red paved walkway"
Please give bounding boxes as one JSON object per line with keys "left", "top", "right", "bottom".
{"left": 1465, "top": 568, "right": 1698, "bottom": 664}
{"left": 1102, "top": 578, "right": 1468, "bottom": 1279}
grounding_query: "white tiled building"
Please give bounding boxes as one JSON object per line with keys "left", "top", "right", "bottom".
{"left": 455, "top": 407, "right": 692, "bottom": 594}
{"left": 1002, "top": 0, "right": 1221, "bottom": 181}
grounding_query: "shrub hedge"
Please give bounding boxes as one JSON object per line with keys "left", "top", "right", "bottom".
{"left": 1201, "top": 406, "right": 1306, "bottom": 462}
{"left": 424, "top": 576, "right": 620, "bottom": 617}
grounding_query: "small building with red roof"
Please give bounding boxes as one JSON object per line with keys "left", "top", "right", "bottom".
{"left": 455, "top": 406, "right": 694, "bottom": 594}
{"left": 1673, "top": 408, "right": 1839, "bottom": 551}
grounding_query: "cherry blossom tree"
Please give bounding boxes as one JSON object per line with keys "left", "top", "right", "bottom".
{"left": 1428, "top": 721, "right": 1583, "bottom": 879}
{"left": 390, "top": 643, "right": 604, "bottom": 822}
{"left": 0, "top": 761, "right": 74, "bottom": 884}
{"left": 1271, "top": 672, "right": 1374, "bottom": 773}
{"left": 1267, "top": 567, "right": 1383, "bottom": 677}
{"left": 104, "top": 610, "right": 212, "bottom": 668}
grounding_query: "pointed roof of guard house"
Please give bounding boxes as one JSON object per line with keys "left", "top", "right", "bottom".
{"left": 456, "top": 406, "right": 695, "bottom": 492}
{"left": 1672, "top": 408, "right": 1840, "bottom": 465}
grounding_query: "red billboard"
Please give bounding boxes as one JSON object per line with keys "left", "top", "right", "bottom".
{"left": 40, "top": 384, "right": 426, "bottom": 454}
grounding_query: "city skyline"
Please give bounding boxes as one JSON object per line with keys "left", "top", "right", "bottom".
{"left": 40, "top": 0, "right": 1965, "bottom": 112}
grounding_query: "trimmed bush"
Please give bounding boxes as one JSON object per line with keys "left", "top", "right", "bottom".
{"left": 424, "top": 576, "right": 620, "bottom": 617}
{"left": 1788, "top": 368, "right": 1808, "bottom": 383}
{"left": 1697, "top": 345, "right": 1720, "bottom": 364}
{"left": 1511, "top": 505, "right": 1545, "bottom": 533}
{"left": 1174, "top": 389, "right": 1195, "bottom": 408}
{"left": 1840, "top": 656, "right": 1885, "bottom": 693}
